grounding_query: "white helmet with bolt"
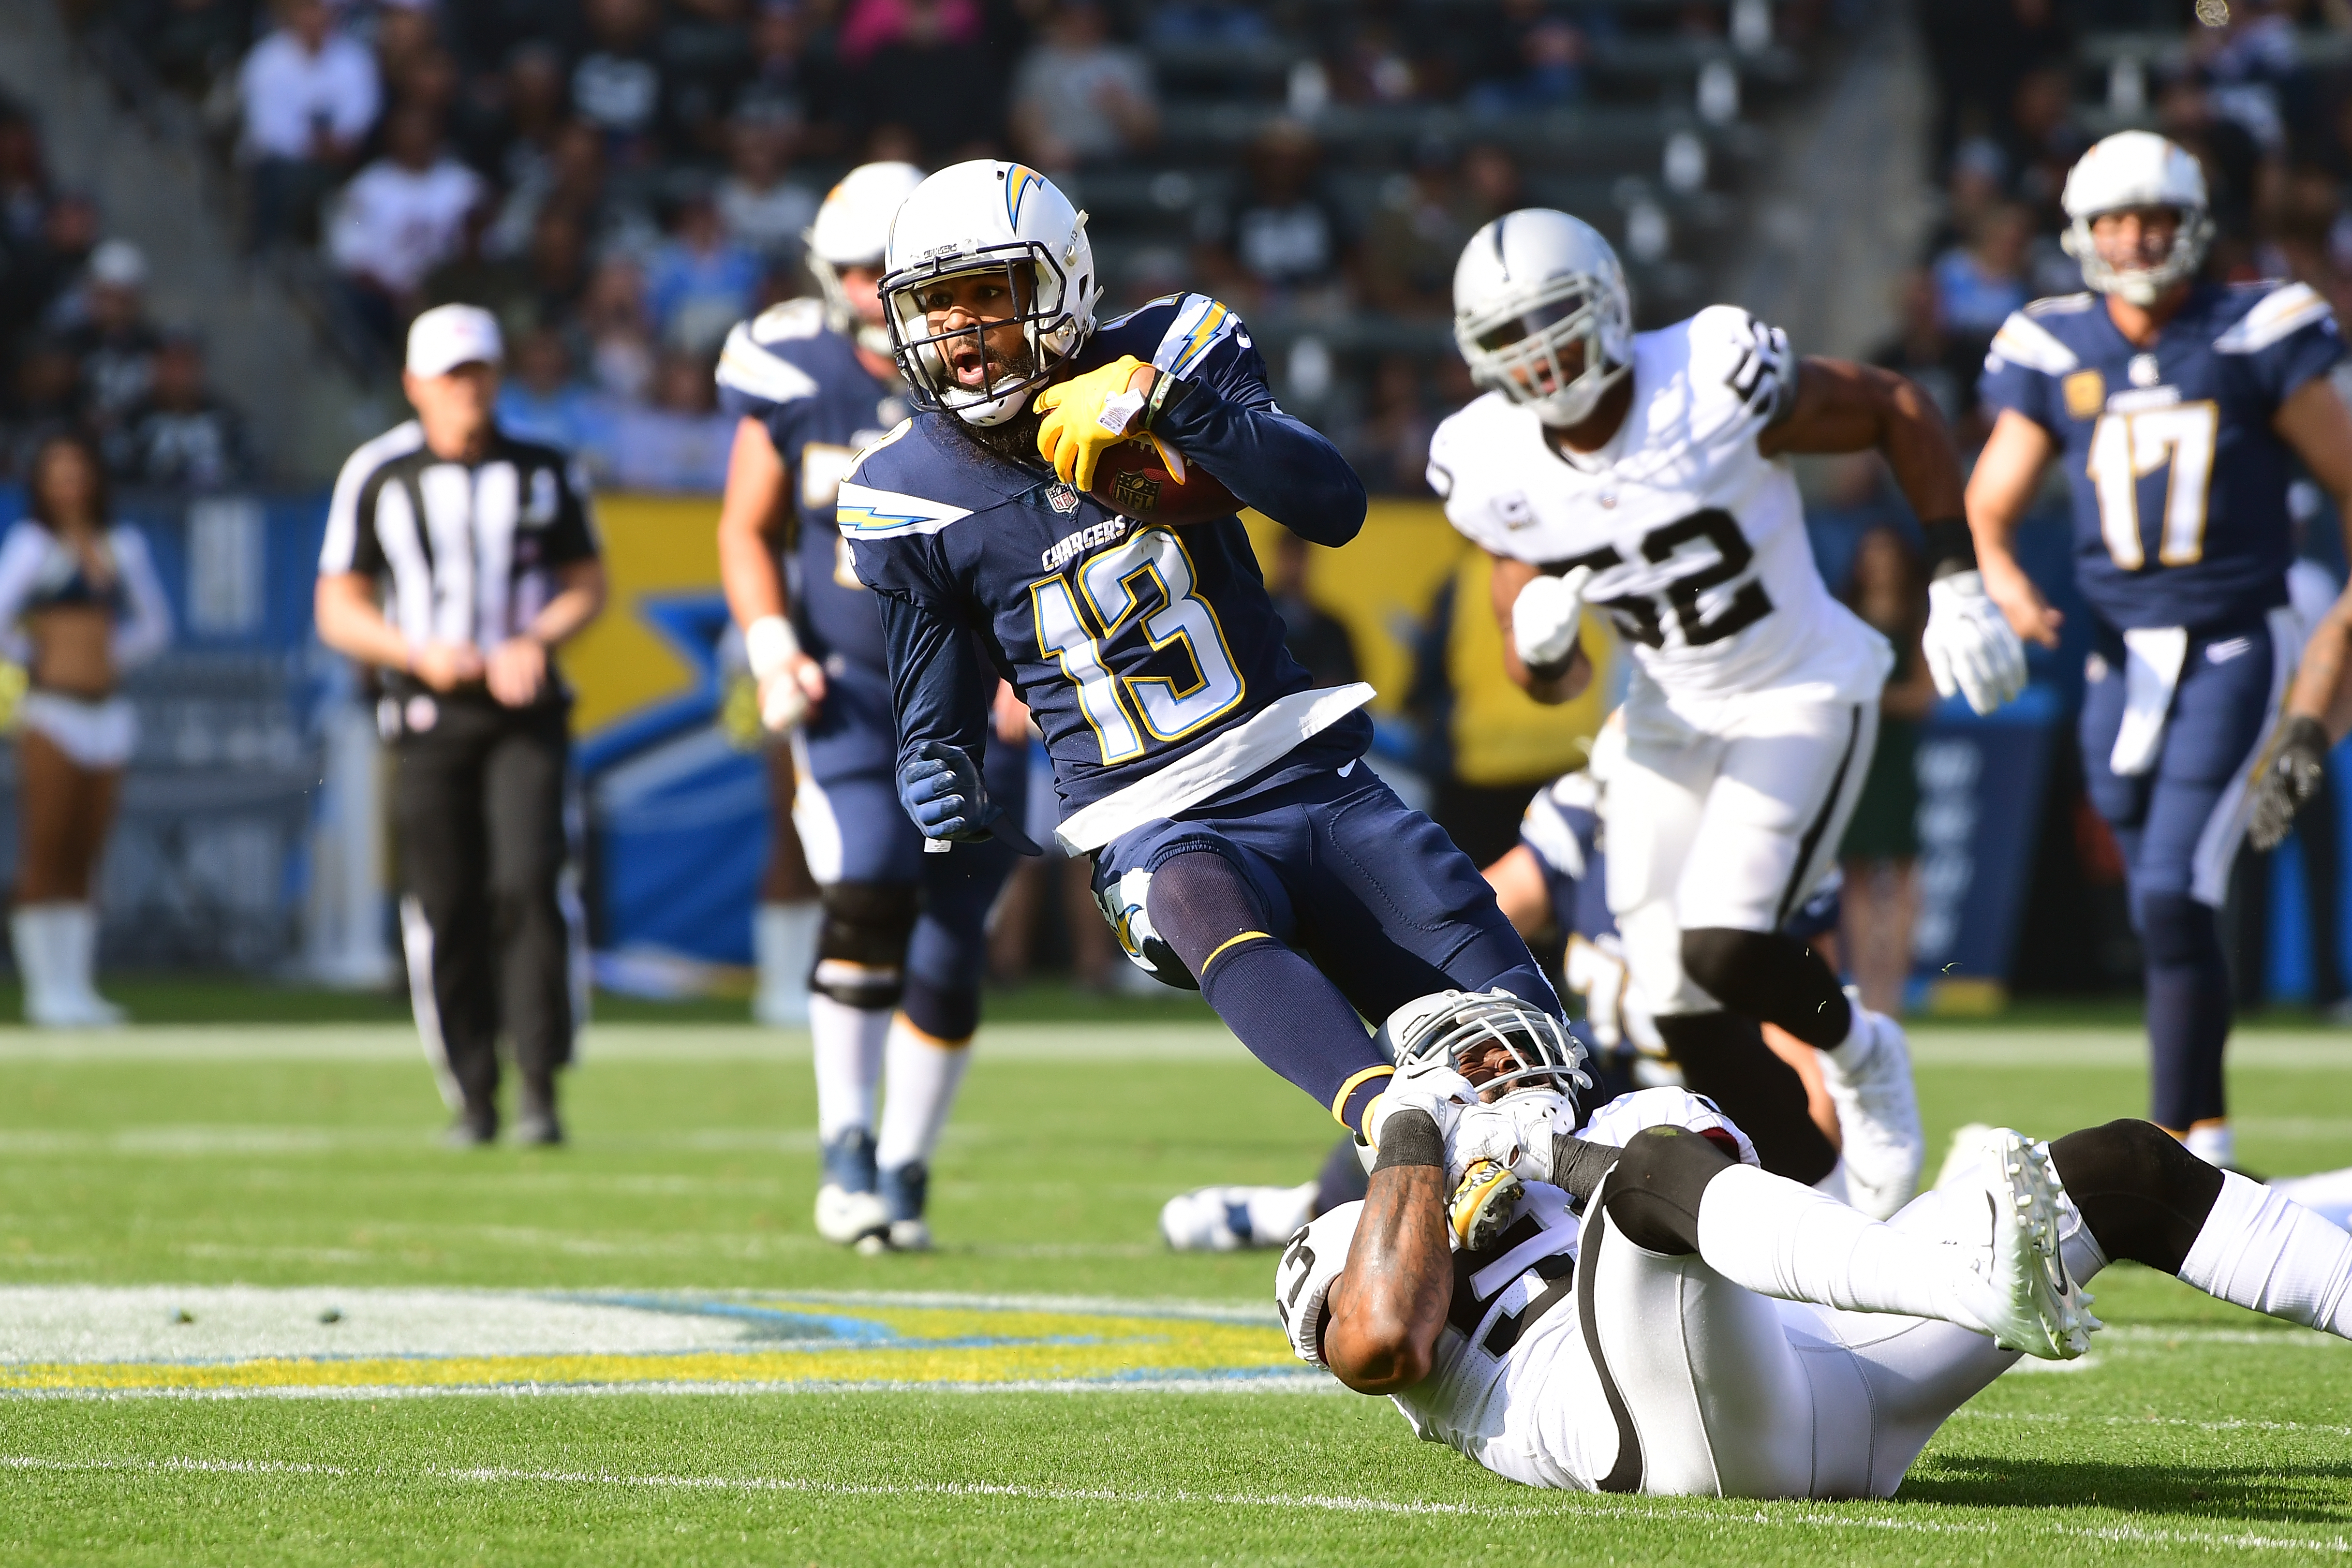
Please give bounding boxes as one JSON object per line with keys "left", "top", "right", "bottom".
{"left": 879, "top": 160, "right": 1099, "bottom": 427}
{"left": 805, "top": 161, "right": 926, "bottom": 355}
{"left": 2059, "top": 131, "right": 2214, "bottom": 306}
{"left": 1453, "top": 209, "right": 1634, "bottom": 428}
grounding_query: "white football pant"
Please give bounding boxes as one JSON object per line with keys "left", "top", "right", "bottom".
{"left": 1605, "top": 689, "right": 1878, "bottom": 1015}
{"left": 1536, "top": 1148, "right": 2097, "bottom": 1498}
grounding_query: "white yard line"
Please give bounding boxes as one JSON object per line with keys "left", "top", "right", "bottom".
{"left": 2, "top": 1454, "right": 2346, "bottom": 1555}
{"left": 0, "top": 1021, "right": 2344, "bottom": 1070}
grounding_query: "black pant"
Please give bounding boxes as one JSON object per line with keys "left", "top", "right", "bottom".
{"left": 393, "top": 697, "right": 575, "bottom": 1116}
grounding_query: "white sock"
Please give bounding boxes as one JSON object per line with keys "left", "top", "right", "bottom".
{"left": 2184, "top": 1123, "right": 2235, "bottom": 1169}
{"left": 753, "top": 902, "right": 821, "bottom": 1024}
{"left": 1694, "top": 1162, "right": 1970, "bottom": 1322}
{"left": 2179, "top": 1171, "right": 2352, "bottom": 1337}
{"left": 875, "top": 1013, "right": 974, "bottom": 1171}
{"left": 1248, "top": 1182, "right": 1319, "bottom": 1243}
{"left": 809, "top": 994, "right": 888, "bottom": 1144}
{"left": 10, "top": 905, "right": 58, "bottom": 1017}
{"left": 57, "top": 904, "right": 98, "bottom": 1003}
{"left": 1823, "top": 989, "right": 1876, "bottom": 1074}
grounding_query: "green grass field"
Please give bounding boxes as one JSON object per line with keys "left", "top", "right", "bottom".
{"left": 2, "top": 999, "right": 2351, "bottom": 1565}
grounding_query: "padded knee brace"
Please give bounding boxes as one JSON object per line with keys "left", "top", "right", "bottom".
{"left": 2048, "top": 1118, "right": 2226, "bottom": 1275}
{"left": 1653, "top": 1011, "right": 1840, "bottom": 1186}
{"left": 812, "top": 881, "right": 920, "bottom": 1009}
{"left": 1679, "top": 926, "right": 1850, "bottom": 1047}
{"left": 1601, "top": 1124, "right": 1739, "bottom": 1256}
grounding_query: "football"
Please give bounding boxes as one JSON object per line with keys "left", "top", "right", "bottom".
{"left": 1086, "top": 438, "right": 1242, "bottom": 525}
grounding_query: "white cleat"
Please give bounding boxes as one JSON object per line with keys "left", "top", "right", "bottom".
{"left": 1954, "top": 1130, "right": 2101, "bottom": 1360}
{"left": 814, "top": 1183, "right": 890, "bottom": 1246}
{"left": 1158, "top": 1183, "right": 1317, "bottom": 1251}
{"left": 1820, "top": 1001, "right": 1925, "bottom": 1219}
{"left": 27, "top": 992, "right": 126, "bottom": 1030}
{"left": 885, "top": 1218, "right": 932, "bottom": 1252}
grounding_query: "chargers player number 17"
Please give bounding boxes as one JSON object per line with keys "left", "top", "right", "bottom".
{"left": 1032, "top": 529, "right": 1247, "bottom": 764}
{"left": 2084, "top": 399, "right": 2218, "bottom": 568}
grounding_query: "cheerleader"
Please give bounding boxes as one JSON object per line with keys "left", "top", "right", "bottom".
{"left": 0, "top": 433, "right": 171, "bottom": 1025}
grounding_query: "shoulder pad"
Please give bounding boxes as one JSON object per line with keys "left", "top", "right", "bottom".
{"left": 1680, "top": 305, "right": 1798, "bottom": 432}
{"left": 751, "top": 296, "right": 829, "bottom": 343}
{"left": 1134, "top": 293, "right": 1246, "bottom": 378}
{"left": 2215, "top": 281, "right": 2336, "bottom": 355}
{"left": 836, "top": 420, "right": 982, "bottom": 539}
{"left": 1577, "top": 1086, "right": 1760, "bottom": 1168}
{"left": 1519, "top": 774, "right": 1596, "bottom": 882}
{"left": 2023, "top": 292, "right": 2098, "bottom": 317}
{"left": 1987, "top": 310, "right": 2081, "bottom": 376}
{"left": 716, "top": 314, "right": 823, "bottom": 405}
{"left": 1274, "top": 1204, "right": 1361, "bottom": 1368}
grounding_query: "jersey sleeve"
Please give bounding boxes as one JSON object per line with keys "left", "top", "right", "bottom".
{"left": 2218, "top": 282, "right": 2348, "bottom": 405}
{"left": 319, "top": 443, "right": 388, "bottom": 577}
{"left": 1135, "top": 294, "right": 1368, "bottom": 546}
{"left": 1681, "top": 304, "right": 1801, "bottom": 449}
{"left": 841, "top": 441, "right": 994, "bottom": 774}
{"left": 541, "top": 458, "right": 600, "bottom": 565}
{"left": 1273, "top": 1203, "right": 1363, "bottom": 1369}
{"left": 1429, "top": 401, "right": 1526, "bottom": 556}
{"left": 1976, "top": 308, "right": 2075, "bottom": 433}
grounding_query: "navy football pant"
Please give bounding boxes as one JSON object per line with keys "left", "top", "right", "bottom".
{"left": 792, "top": 730, "right": 1028, "bottom": 1039}
{"left": 1096, "top": 762, "right": 1560, "bottom": 1131}
{"left": 2081, "top": 613, "right": 2293, "bottom": 1131}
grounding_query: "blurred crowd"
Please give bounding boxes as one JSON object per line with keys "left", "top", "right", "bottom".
{"left": 48, "top": 0, "right": 1834, "bottom": 492}
{"left": 0, "top": 100, "right": 253, "bottom": 489}
{"left": 1895, "top": 0, "right": 2352, "bottom": 459}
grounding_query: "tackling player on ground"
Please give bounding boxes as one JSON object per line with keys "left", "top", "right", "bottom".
{"left": 1284, "top": 988, "right": 2352, "bottom": 1497}
{"left": 843, "top": 160, "right": 1563, "bottom": 1173}
{"left": 1427, "top": 210, "right": 1967, "bottom": 1215}
{"left": 1941, "top": 131, "right": 2352, "bottom": 1171}
{"left": 715, "top": 163, "right": 1031, "bottom": 1251}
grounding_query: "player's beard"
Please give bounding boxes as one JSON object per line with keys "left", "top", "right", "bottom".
{"left": 943, "top": 341, "right": 1049, "bottom": 470}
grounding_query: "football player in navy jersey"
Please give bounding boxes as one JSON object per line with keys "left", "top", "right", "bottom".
{"left": 844, "top": 160, "right": 1564, "bottom": 1183}
{"left": 714, "top": 162, "right": 1032, "bottom": 1253}
{"left": 1944, "top": 132, "right": 2352, "bottom": 1170}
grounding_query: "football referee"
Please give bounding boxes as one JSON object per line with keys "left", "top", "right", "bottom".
{"left": 314, "top": 304, "right": 607, "bottom": 1146}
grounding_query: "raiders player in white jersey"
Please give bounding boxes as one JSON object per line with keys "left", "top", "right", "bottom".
{"left": 1283, "top": 990, "right": 2352, "bottom": 1498}
{"left": 1426, "top": 210, "right": 1970, "bottom": 1218}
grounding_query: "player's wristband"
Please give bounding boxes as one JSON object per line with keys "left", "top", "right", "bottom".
{"left": 744, "top": 614, "right": 800, "bottom": 684}
{"left": 1550, "top": 1136, "right": 1620, "bottom": 1207}
{"left": 1141, "top": 370, "right": 1194, "bottom": 432}
{"left": 1921, "top": 517, "right": 1978, "bottom": 579}
{"left": 1371, "top": 1108, "right": 1444, "bottom": 1172}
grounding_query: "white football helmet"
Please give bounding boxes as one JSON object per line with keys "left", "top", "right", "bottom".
{"left": 806, "top": 161, "right": 926, "bottom": 356}
{"left": 2059, "top": 131, "right": 2214, "bottom": 306}
{"left": 1375, "top": 989, "right": 1591, "bottom": 1110}
{"left": 1452, "top": 209, "right": 1633, "bottom": 428}
{"left": 879, "top": 160, "right": 1099, "bottom": 427}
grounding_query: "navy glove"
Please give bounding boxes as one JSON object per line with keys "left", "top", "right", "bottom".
{"left": 896, "top": 740, "right": 1043, "bottom": 855}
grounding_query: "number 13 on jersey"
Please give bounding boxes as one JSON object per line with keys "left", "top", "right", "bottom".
{"left": 1030, "top": 529, "right": 1248, "bottom": 764}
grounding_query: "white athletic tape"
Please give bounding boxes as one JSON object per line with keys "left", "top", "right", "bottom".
{"left": 5, "top": 1455, "right": 2350, "bottom": 1555}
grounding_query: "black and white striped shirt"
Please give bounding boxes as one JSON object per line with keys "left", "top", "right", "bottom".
{"left": 318, "top": 420, "right": 599, "bottom": 699}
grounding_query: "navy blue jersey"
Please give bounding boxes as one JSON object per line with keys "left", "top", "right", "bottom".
{"left": 1978, "top": 281, "right": 2343, "bottom": 633}
{"left": 843, "top": 293, "right": 1371, "bottom": 820}
{"left": 716, "top": 298, "right": 910, "bottom": 777}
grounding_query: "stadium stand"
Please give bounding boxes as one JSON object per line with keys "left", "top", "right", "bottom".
{"left": 43, "top": 0, "right": 1838, "bottom": 492}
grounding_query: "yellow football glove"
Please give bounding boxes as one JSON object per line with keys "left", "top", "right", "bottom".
{"left": 1034, "top": 355, "right": 1151, "bottom": 491}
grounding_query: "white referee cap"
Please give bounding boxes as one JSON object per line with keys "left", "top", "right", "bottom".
{"left": 406, "top": 303, "right": 504, "bottom": 378}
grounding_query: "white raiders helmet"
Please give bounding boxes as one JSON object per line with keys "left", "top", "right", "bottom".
{"left": 1452, "top": 209, "right": 1633, "bottom": 428}
{"left": 806, "top": 161, "right": 926, "bottom": 356}
{"left": 2059, "top": 131, "right": 2214, "bottom": 306}
{"left": 1375, "top": 989, "right": 1592, "bottom": 1111}
{"left": 879, "top": 160, "right": 1100, "bottom": 427}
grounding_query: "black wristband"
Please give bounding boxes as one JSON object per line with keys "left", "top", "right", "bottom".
{"left": 2284, "top": 714, "right": 2331, "bottom": 759}
{"left": 1922, "top": 517, "right": 1977, "bottom": 579}
{"left": 1372, "top": 1108, "right": 1444, "bottom": 1172}
{"left": 1550, "top": 1134, "right": 1620, "bottom": 1206}
{"left": 1142, "top": 370, "right": 1193, "bottom": 432}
